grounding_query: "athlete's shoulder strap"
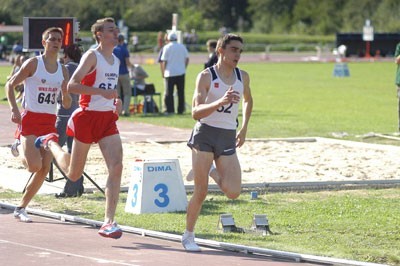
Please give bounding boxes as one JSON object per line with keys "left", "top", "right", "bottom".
{"left": 208, "top": 66, "right": 218, "bottom": 81}
{"left": 234, "top": 67, "right": 242, "bottom": 82}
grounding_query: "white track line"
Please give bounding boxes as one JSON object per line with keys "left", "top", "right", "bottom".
{"left": 0, "top": 239, "right": 139, "bottom": 266}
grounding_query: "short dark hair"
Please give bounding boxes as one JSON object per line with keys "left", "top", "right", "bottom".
{"left": 64, "top": 44, "right": 82, "bottom": 63}
{"left": 206, "top": 39, "right": 217, "bottom": 49}
{"left": 42, "top": 27, "right": 64, "bottom": 41}
{"left": 216, "top": 34, "right": 243, "bottom": 55}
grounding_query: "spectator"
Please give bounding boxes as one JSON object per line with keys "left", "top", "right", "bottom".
{"left": 131, "top": 64, "right": 149, "bottom": 96}
{"left": 12, "top": 40, "right": 23, "bottom": 54}
{"left": 156, "top": 31, "right": 164, "bottom": 52}
{"left": 204, "top": 39, "right": 218, "bottom": 69}
{"left": 131, "top": 33, "right": 139, "bottom": 52}
{"left": 113, "top": 33, "right": 133, "bottom": 116}
{"left": 55, "top": 44, "right": 84, "bottom": 198}
{"left": 160, "top": 31, "right": 189, "bottom": 114}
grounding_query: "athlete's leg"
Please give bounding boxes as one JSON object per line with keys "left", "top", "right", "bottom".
{"left": 66, "top": 138, "right": 91, "bottom": 181}
{"left": 21, "top": 135, "right": 43, "bottom": 173}
{"left": 47, "top": 136, "right": 90, "bottom": 182}
{"left": 214, "top": 153, "right": 241, "bottom": 199}
{"left": 18, "top": 147, "right": 53, "bottom": 208}
{"left": 98, "top": 134, "right": 123, "bottom": 224}
{"left": 186, "top": 148, "right": 214, "bottom": 232}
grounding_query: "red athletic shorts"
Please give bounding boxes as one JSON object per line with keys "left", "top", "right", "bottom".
{"left": 67, "top": 109, "right": 119, "bottom": 144}
{"left": 20, "top": 111, "right": 57, "bottom": 137}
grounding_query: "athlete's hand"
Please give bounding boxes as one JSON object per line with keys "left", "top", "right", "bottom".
{"left": 102, "top": 89, "right": 118, "bottom": 99}
{"left": 11, "top": 108, "right": 21, "bottom": 124}
{"left": 61, "top": 80, "right": 68, "bottom": 95}
{"left": 114, "top": 98, "right": 123, "bottom": 114}
{"left": 219, "top": 87, "right": 240, "bottom": 106}
{"left": 236, "top": 127, "right": 247, "bottom": 148}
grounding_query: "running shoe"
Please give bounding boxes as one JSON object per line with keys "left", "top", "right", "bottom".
{"left": 98, "top": 222, "right": 123, "bottom": 239}
{"left": 11, "top": 139, "right": 20, "bottom": 157}
{"left": 34, "top": 133, "right": 59, "bottom": 150}
{"left": 186, "top": 169, "right": 194, "bottom": 182}
{"left": 14, "top": 207, "right": 32, "bottom": 223}
{"left": 182, "top": 232, "right": 201, "bottom": 252}
{"left": 186, "top": 164, "right": 217, "bottom": 182}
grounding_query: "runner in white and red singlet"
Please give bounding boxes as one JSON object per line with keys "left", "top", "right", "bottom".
{"left": 6, "top": 27, "right": 71, "bottom": 223}
{"left": 35, "top": 18, "right": 124, "bottom": 239}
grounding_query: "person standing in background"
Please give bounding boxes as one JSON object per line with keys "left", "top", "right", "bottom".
{"left": 160, "top": 31, "right": 189, "bottom": 115}
{"left": 55, "top": 44, "right": 84, "bottom": 198}
{"left": 395, "top": 42, "right": 400, "bottom": 131}
{"left": 131, "top": 33, "right": 139, "bottom": 52}
{"left": 113, "top": 33, "right": 133, "bottom": 116}
{"left": 156, "top": 31, "right": 164, "bottom": 52}
{"left": 204, "top": 39, "right": 218, "bottom": 69}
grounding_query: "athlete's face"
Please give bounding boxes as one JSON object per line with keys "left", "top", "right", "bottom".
{"left": 220, "top": 40, "right": 243, "bottom": 67}
{"left": 99, "top": 22, "right": 119, "bottom": 46}
{"left": 43, "top": 32, "right": 63, "bottom": 53}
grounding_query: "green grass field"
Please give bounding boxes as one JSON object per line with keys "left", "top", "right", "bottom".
{"left": 1, "top": 60, "right": 398, "bottom": 139}
{"left": 1, "top": 60, "right": 399, "bottom": 265}
{"left": 130, "top": 61, "right": 398, "bottom": 140}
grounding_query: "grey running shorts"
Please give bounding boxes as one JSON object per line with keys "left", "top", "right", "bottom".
{"left": 187, "top": 123, "right": 236, "bottom": 159}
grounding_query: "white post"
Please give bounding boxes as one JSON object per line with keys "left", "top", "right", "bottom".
{"left": 172, "top": 13, "right": 178, "bottom": 31}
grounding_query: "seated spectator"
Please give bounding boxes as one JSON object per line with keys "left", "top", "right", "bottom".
{"left": 131, "top": 64, "right": 149, "bottom": 96}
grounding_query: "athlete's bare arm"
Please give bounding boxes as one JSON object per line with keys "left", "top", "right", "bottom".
{"left": 68, "top": 51, "right": 117, "bottom": 100}
{"left": 60, "top": 65, "right": 72, "bottom": 109}
{"left": 6, "top": 57, "right": 37, "bottom": 124}
{"left": 236, "top": 70, "right": 253, "bottom": 148}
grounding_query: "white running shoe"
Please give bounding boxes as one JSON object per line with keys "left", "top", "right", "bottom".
{"left": 14, "top": 208, "right": 32, "bottom": 223}
{"left": 182, "top": 232, "right": 201, "bottom": 252}
{"left": 186, "top": 169, "right": 194, "bottom": 182}
{"left": 11, "top": 139, "right": 20, "bottom": 157}
{"left": 208, "top": 164, "right": 218, "bottom": 181}
{"left": 186, "top": 164, "right": 217, "bottom": 182}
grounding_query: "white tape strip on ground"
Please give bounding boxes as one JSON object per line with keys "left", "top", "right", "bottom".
{"left": 0, "top": 202, "right": 387, "bottom": 266}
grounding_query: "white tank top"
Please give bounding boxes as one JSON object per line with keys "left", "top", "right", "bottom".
{"left": 200, "top": 66, "right": 243, "bottom": 130}
{"left": 79, "top": 50, "right": 120, "bottom": 111}
{"left": 23, "top": 55, "right": 64, "bottom": 114}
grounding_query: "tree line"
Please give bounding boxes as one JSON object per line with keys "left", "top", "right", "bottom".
{"left": 1, "top": 0, "right": 399, "bottom": 35}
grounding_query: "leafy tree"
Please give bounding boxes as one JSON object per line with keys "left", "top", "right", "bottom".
{"left": 340, "top": 0, "right": 377, "bottom": 32}
{"left": 124, "top": 0, "right": 178, "bottom": 31}
{"left": 373, "top": 0, "right": 400, "bottom": 32}
{"left": 198, "top": 0, "right": 250, "bottom": 32}
{"left": 248, "top": 0, "right": 296, "bottom": 33}
{"left": 179, "top": 6, "right": 204, "bottom": 32}
{"left": 1, "top": 0, "right": 400, "bottom": 35}
{"left": 292, "top": 0, "right": 346, "bottom": 35}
